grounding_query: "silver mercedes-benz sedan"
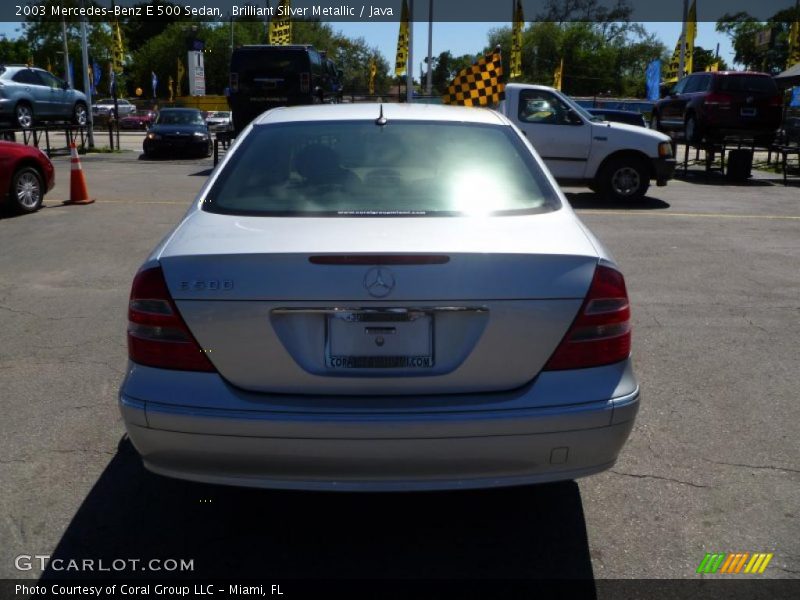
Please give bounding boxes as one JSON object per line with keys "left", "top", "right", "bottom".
{"left": 119, "top": 103, "right": 639, "bottom": 491}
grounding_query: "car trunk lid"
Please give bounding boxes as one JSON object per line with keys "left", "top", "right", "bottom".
{"left": 158, "top": 210, "right": 600, "bottom": 394}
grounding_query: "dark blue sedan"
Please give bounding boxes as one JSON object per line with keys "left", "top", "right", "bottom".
{"left": 143, "top": 108, "right": 212, "bottom": 158}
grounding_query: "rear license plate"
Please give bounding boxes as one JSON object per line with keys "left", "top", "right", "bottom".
{"left": 741, "top": 108, "right": 757, "bottom": 117}
{"left": 326, "top": 310, "right": 433, "bottom": 369}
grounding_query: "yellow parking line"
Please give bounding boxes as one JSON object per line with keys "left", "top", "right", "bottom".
{"left": 576, "top": 210, "right": 800, "bottom": 221}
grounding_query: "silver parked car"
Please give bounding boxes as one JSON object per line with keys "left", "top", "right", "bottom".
{"left": 205, "top": 110, "right": 232, "bottom": 132}
{"left": 120, "top": 103, "right": 639, "bottom": 491}
{"left": 92, "top": 97, "right": 136, "bottom": 118}
{"left": 0, "top": 65, "right": 89, "bottom": 128}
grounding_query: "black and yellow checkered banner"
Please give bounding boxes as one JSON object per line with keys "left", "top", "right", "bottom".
{"left": 442, "top": 50, "right": 505, "bottom": 107}
{"left": 395, "top": 0, "right": 409, "bottom": 76}
{"left": 269, "top": 0, "right": 292, "bottom": 45}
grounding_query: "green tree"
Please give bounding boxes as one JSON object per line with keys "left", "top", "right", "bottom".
{"left": 128, "top": 19, "right": 392, "bottom": 98}
{"left": 22, "top": 0, "right": 112, "bottom": 91}
{"left": 121, "top": 1, "right": 182, "bottom": 52}
{"left": 716, "top": 6, "right": 800, "bottom": 73}
{"left": 488, "top": 20, "right": 665, "bottom": 97}
{"left": 691, "top": 47, "right": 730, "bottom": 73}
{"left": 0, "top": 35, "right": 30, "bottom": 64}
{"left": 430, "top": 51, "right": 475, "bottom": 94}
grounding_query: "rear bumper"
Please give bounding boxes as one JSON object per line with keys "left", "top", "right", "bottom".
{"left": 651, "top": 157, "right": 676, "bottom": 186}
{"left": 119, "top": 363, "right": 640, "bottom": 491}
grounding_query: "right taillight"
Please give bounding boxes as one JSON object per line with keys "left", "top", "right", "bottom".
{"left": 300, "top": 72, "right": 310, "bottom": 93}
{"left": 127, "top": 266, "right": 216, "bottom": 372}
{"left": 543, "top": 264, "right": 631, "bottom": 371}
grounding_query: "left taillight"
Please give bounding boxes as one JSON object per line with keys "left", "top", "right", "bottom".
{"left": 543, "top": 263, "right": 631, "bottom": 371}
{"left": 127, "top": 266, "right": 216, "bottom": 372}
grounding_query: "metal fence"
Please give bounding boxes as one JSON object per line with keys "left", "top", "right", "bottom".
{"left": 0, "top": 124, "right": 89, "bottom": 156}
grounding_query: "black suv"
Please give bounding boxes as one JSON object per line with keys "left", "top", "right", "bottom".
{"left": 228, "top": 45, "right": 337, "bottom": 133}
{"left": 652, "top": 71, "right": 782, "bottom": 145}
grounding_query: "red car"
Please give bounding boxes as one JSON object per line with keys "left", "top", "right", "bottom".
{"left": 0, "top": 141, "right": 55, "bottom": 214}
{"left": 652, "top": 71, "right": 783, "bottom": 145}
{"left": 119, "top": 110, "right": 156, "bottom": 130}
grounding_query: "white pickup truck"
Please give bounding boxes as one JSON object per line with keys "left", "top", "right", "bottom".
{"left": 498, "top": 83, "right": 676, "bottom": 201}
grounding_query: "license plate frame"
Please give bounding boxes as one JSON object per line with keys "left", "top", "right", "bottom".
{"left": 325, "top": 309, "right": 434, "bottom": 370}
{"left": 740, "top": 107, "right": 757, "bottom": 117}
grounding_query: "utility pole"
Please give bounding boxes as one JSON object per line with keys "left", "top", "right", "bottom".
{"left": 426, "top": 0, "right": 433, "bottom": 95}
{"left": 80, "top": 0, "right": 94, "bottom": 147}
{"left": 406, "top": 0, "right": 414, "bottom": 103}
{"left": 678, "top": 0, "right": 688, "bottom": 80}
{"left": 61, "top": 14, "right": 72, "bottom": 87}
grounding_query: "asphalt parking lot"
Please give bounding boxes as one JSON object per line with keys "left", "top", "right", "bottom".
{"left": 0, "top": 144, "right": 798, "bottom": 587}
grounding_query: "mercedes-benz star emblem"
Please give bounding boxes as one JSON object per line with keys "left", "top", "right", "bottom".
{"left": 364, "top": 267, "right": 396, "bottom": 298}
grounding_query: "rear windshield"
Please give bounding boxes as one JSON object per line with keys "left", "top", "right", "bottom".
{"left": 232, "top": 50, "right": 307, "bottom": 78}
{"left": 717, "top": 75, "right": 778, "bottom": 94}
{"left": 203, "top": 120, "right": 560, "bottom": 217}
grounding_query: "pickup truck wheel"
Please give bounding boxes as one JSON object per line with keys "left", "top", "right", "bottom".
{"left": 598, "top": 157, "right": 650, "bottom": 202}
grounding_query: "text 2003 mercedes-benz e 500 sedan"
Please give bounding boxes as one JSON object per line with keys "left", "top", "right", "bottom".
{"left": 119, "top": 103, "right": 639, "bottom": 491}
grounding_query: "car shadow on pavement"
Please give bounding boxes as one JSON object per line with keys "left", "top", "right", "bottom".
{"left": 673, "top": 171, "right": 787, "bottom": 187}
{"left": 566, "top": 192, "right": 670, "bottom": 210}
{"left": 40, "top": 437, "right": 596, "bottom": 591}
{"left": 137, "top": 154, "right": 211, "bottom": 163}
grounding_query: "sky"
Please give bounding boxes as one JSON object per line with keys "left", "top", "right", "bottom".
{"left": 0, "top": 20, "right": 736, "bottom": 76}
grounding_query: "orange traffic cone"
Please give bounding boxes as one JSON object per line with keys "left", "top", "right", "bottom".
{"left": 63, "top": 142, "right": 94, "bottom": 205}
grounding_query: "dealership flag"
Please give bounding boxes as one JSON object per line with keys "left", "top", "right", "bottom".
{"left": 152, "top": 71, "right": 158, "bottom": 98}
{"left": 665, "top": 0, "right": 696, "bottom": 83}
{"left": 176, "top": 58, "right": 185, "bottom": 97}
{"left": 113, "top": 20, "right": 125, "bottom": 73}
{"left": 789, "top": 20, "right": 800, "bottom": 69}
{"left": 646, "top": 59, "right": 661, "bottom": 101}
{"left": 269, "top": 0, "right": 292, "bottom": 45}
{"left": 510, "top": 0, "right": 524, "bottom": 79}
{"left": 369, "top": 58, "right": 377, "bottom": 95}
{"left": 395, "top": 0, "right": 409, "bottom": 76}
{"left": 553, "top": 58, "right": 564, "bottom": 91}
{"left": 442, "top": 48, "right": 505, "bottom": 107}
{"left": 92, "top": 60, "right": 101, "bottom": 94}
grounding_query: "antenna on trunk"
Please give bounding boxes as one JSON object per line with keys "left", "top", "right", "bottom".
{"left": 375, "top": 104, "right": 388, "bottom": 126}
